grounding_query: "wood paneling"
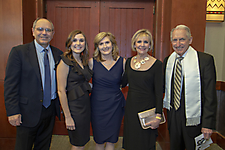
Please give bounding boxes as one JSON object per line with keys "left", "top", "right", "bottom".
{"left": 0, "top": 80, "right": 17, "bottom": 150}
{"left": 0, "top": 0, "right": 23, "bottom": 146}
{"left": 47, "top": 1, "right": 100, "bottom": 56}
{"left": 0, "top": 0, "right": 23, "bottom": 81}
{"left": 216, "top": 81, "right": 225, "bottom": 92}
{"left": 212, "top": 132, "right": 225, "bottom": 149}
{"left": 22, "top": 0, "right": 36, "bottom": 44}
{"left": 0, "top": 138, "right": 16, "bottom": 150}
{"left": 0, "top": 81, "right": 17, "bottom": 138}
{"left": 171, "top": 0, "right": 206, "bottom": 52}
{"left": 155, "top": 0, "right": 206, "bottom": 61}
{"left": 100, "top": 0, "right": 154, "bottom": 58}
{"left": 155, "top": 0, "right": 172, "bottom": 61}
{"left": 216, "top": 90, "right": 225, "bottom": 137}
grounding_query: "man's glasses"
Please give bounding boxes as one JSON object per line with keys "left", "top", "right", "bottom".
{"left": 35, "top": 27, "right": 53, "bottom": 33}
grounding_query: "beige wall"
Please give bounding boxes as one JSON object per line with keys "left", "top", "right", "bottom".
{"left": 205, "top": 22, "right": 225, "bottom": 81}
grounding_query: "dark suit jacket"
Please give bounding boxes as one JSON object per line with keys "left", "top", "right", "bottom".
{"left": 163, "top": 51, "right": 217, "bottom": 131}
{"left": 4, "top": 41, "right": 63, "bottom": 127}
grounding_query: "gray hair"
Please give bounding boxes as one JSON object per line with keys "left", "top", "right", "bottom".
{"left": 32, "top": 18, "right": 54, "bottom": 31}
{"left": 170, "top": 25, "right": 191, "bottom": 41}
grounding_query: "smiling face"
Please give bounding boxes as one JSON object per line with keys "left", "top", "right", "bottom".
{"left": 134, "top": 35, "right": 150, "bottom": 55}
{"left": 98, "top": 36, "right": 113, "bottom": 56}
{"left": 70, "top": 34, "right": 86, "bottom": 54}
{"left": 171, "top": 29, "right": 192, "bottom": 56}
{"left": 32, "top": 19, "right": 54, "bottom": 48}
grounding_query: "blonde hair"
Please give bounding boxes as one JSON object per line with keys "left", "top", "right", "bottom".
{"left": 131, "top": 29, "right": 153, "bottom": 51}
{"left": 93, "top": 32, "right": 119, "bottom": 62}
{"left": 64, "top": 30, "right": 89, "bottom": 65}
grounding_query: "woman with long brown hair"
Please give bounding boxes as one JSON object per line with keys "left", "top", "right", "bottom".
{"left": 57, "top": 30, "right": 92, "bottom": 150}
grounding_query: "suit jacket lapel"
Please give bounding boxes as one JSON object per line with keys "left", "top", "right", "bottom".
{"left": 27, "top": 41, "right": 42, "bottom": 84}
{"left": 50, "top": 45, "right": 61, "bottom": 71}
{"left": 50, "top": 45, "right": 57, "bottom": 63}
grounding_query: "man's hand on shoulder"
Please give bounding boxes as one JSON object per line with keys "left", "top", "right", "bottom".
{"left": 8, "top": 114, "right": 22, "bottom": 126}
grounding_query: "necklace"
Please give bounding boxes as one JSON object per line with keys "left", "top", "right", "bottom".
{"left": 133, "top": 56, "right": 150, "bottom": 69}
{"left": 103, "top": 59, "right": 113, "bottom": 66}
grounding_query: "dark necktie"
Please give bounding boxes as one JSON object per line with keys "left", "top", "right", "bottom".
{"left": 174, "top": 57, "right": 183, "bottom": 110}
{"left": 43, "top": 49, "right": 51, "bottom": 108}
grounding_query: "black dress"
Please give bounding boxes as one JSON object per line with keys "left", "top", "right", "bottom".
{"left": 61, "top": 55, "right": 92, "bottom": 146}
{"left": 122, "top": 57, "right": 163, "bottom": 150}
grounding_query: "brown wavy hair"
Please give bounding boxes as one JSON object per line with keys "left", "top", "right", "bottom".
{"left": 93, "top": 32, "right": 119, "bottom": 62}
{"left": 64, "top": 30, "right": 89, "bottom": 65}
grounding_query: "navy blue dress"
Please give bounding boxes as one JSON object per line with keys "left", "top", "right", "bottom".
{"left": 91, "top": 57, "right": 125, "bottom": 144}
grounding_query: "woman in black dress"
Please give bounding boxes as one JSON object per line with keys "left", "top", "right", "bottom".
{"left": 122, "top": 29, "right": 163, "bottom": 150}
{"left": 57, "top": 30, "right": 92, "bottom": 150}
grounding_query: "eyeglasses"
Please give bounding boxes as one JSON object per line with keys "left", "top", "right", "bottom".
{"left": 35, "top": 27, "right": 53, "bottom": 33}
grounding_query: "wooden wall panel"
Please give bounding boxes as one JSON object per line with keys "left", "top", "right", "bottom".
{"left": 22, "top": 0, "right": 36, "bottom": 44}
{"left": 100, "top": 1, "right": 154, "bottom": 58}
{"left": 0, "top": 0, "right": 23, "bottom": 81}
{"left": 216, "top": 90, "right": 225, "bottom": 137}
{"left": 155, "top": 0, "right": 206, "bottom": 61}
{"left": 0, "top": 0, "right": 22, "bottom": 144}
{"left": 155, "top": 0, "right": 172, "bottom": 61}
{"left": 0, "top": 81, "right": 17, "bottom": 137}
{"left": 170, "top": 0, "right": 206, "bottom": 52}
{"left": 47, "top": 1, "right": 100, "bottom": 57}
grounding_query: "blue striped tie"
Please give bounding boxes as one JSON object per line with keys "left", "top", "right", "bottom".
{"left": 174, "top": 57, "right": 183, "bottom": 110}
{"left": 43, "top": 49, "right": 51, "bottom": 108}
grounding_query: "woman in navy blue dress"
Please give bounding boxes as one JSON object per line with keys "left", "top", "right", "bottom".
{"left": 89, "top": 32, "right": 126, "bottom": 150}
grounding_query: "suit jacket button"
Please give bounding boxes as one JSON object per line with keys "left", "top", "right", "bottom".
{"left": 40, "top": 100, "right": 43, "bottom": 102}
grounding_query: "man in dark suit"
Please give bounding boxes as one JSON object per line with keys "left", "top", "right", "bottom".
{"left": 163, "top": 25, "right": 217, "bottom": 150}
{"left": 4, "top": 18, "right": 63, "bottom": 150}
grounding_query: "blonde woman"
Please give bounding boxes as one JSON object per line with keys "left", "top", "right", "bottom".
{"left": 57, "top": 30, "right": 92, "bottom": 150}
{"left": 89, "top": 32, "right": 126, "bottom": 150}
{"left": 122, "top": 29, "right": 163, "bottom": 150}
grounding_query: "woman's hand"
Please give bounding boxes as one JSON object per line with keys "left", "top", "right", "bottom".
{"left": 147, "top": 119, "right": 160, "bottom": 129}
{"left": 65, "top": 116, "right": 76, "bottom": 130}
{"left": 145, "top": 113, "right": 161, "bottom": 129}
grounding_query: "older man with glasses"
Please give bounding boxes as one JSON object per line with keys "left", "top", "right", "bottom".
{"left": 163, "top": 25, "right": 217, "bottom": 150}
{"left": 4, "top": 18, "right": 63, "bottom": 150}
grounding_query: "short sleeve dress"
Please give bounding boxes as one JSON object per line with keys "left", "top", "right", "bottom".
{"left": 61, "top": 55, "right": 92, "bottom": 146}
{"left": 91, "top": 57, "right": 126, "bottom": 144}
{"left": 122, "top": 57, "right": 163, "bottom": 150}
